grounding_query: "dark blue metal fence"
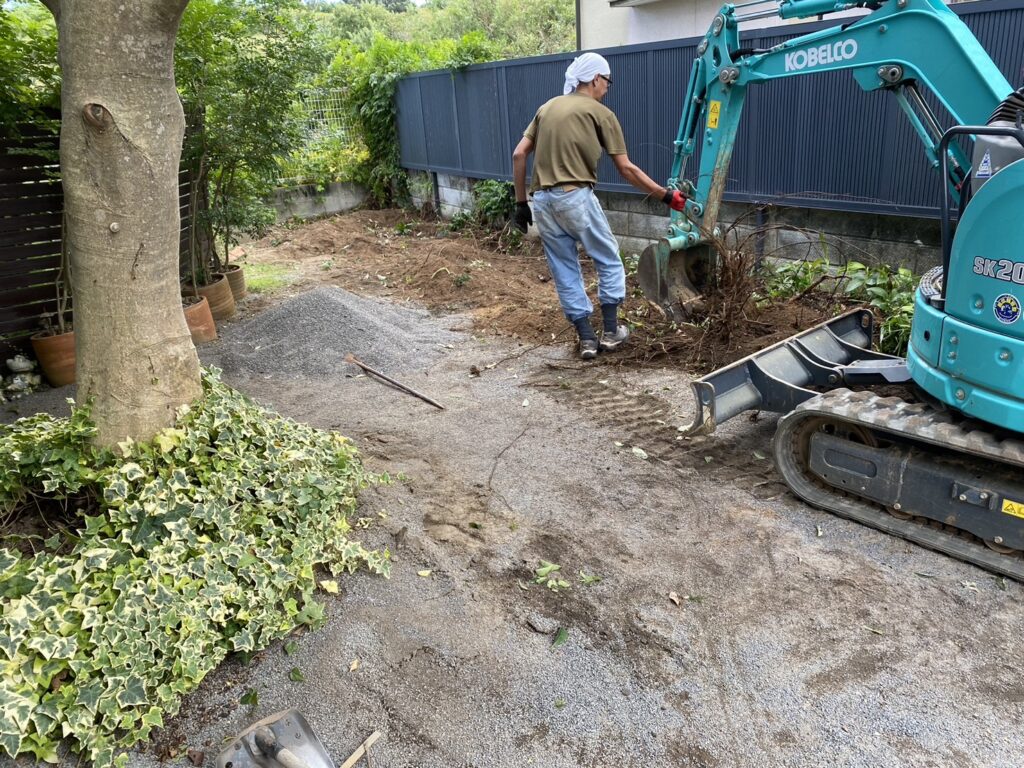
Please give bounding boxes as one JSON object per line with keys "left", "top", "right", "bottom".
{"left": 396, "top": 0, "right": 1024, "bottom": 218}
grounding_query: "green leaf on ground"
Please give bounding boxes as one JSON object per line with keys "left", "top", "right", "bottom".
{"left": 551, "top": 627, "right": 569, "bottom": 649}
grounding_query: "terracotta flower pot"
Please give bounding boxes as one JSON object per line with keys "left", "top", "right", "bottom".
{"left": 189, "top": 272, "right": 236, "bottom": 320}
{"left": 183, "top": 295, "right": 217, "bottom": 344}
{"left": 31, "top": 330, "right": 75, "bottom": 387}
{"left": 219, "top": 263, "right": 247, "bottom": 300}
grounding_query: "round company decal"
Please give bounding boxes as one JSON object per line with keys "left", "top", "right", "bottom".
{"left": 994, "top": 293, "right": 1021, "bottom": 324}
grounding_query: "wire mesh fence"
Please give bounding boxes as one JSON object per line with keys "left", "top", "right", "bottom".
{"left": 299, "top": 88, "right": 354, "bottom": 143}
{"left": 277, "top": 88, "right": 361, "bottom": 188}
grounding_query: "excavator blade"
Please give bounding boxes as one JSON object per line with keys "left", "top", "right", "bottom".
{"left": 680, "top": 308, "right": 904, "bottom": 435}
{"left": 636, "top": 240, "right": 712, "bottom": 319}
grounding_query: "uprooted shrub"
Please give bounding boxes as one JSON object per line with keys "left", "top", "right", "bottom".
{"left": 0, "top": 370, "right": 389, "bottom": 767}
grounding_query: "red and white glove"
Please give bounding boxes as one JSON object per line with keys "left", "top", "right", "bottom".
{"left": 662, "top": 189, "right": 687, "bottom": 212}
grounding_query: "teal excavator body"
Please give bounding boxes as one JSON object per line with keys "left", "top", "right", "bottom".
{"left": 909, "top": 156, "right": 1024, "bottom": 432}
{"left": 647, "top": 0, "right": 1024, "bottom": 577}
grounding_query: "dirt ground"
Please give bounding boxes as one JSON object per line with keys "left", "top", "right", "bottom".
{"left": 6, "top": 210, "right": 1023, "bottom": 767}
{"left": 241, "top": 210, "right": 844, "bottom": 373}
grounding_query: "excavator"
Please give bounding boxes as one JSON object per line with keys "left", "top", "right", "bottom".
{"left": 636, "top": 0, "right": 1024, "bottom": 578}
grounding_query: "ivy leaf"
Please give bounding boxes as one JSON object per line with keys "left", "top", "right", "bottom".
{"left": 115, "top": 677, "right": 148, "bottom": 708}
{"left": 0, "top": 731, "right": 22, "bottom": 761}
{"left": 0, "top": 689, "right": 34, "bottom": 734}
{"left": 119, "top": 463, "right": 145, "bottom": 481}
{"left": 288, "top": 667, "right": 305, "bottom": 683}
{"left": 551, "top": 627, "right": 569, "bottom": 649}
{"left": 318, "top": 580, "right": 339, "bottom": 594}
{"left": 240, "top": 689, "right": 259, "bottom": 707}
{"left": 284, "top": 641, "right": 299, "bottom": 656}
{"left": 141, "top": 707, "right": 164, "bottom": 730}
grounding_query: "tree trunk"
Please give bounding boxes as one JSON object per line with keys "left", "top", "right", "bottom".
{"left": 46, "top": 0, "right": 201, "bottom": 446}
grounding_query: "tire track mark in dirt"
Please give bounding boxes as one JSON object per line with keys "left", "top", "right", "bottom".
{"left": 530, "top": 372, "right": 789, "bottom": 501}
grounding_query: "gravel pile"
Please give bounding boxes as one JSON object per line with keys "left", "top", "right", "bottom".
{"left": 205, "top": 286, "right": 460, "bottom": 376}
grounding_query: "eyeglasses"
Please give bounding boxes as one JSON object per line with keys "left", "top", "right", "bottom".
{"left": 598, "top": 74, "right": 613, "bottom": 86}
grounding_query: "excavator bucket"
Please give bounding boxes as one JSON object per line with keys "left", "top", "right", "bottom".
{"left": 680, "top": 308, "right": 908, "bottom": 435}
{"left": 636, "top": 239, "right": 713, "bottom": 319}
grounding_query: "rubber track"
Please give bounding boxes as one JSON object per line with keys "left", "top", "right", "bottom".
{"left": 532, "top": 374, "right": 788, "bottom": 499}
{"left": 775, "top": 389, "right": 1024, "bottom": 580}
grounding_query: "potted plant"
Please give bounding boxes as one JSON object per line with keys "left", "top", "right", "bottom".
{"left": 182, "top": 221, "right": 236, "bottom": 320}
{"left": 182, "top": 294, "right": 217, "bottom": 344}
{"left": 31, "top": 234, "right": 75, "bottom": 387}
{"left": 218, "top": 260, "right": 247, "bottom": 300}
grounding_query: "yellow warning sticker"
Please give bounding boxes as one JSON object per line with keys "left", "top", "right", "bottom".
{"left": 708, "top": 100, "right": 721, "bottom": 129}
{"left": 1002, "top": 498, "right": 1024, "bottom": 519}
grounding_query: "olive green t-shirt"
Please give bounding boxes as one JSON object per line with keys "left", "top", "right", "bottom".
{"left": 523, "top": 93, "right": 627, "bottom": 193}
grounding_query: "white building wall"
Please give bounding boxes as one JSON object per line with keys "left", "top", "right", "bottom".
{"left": 580, "top": 0, "right": 862, "bottom": 49}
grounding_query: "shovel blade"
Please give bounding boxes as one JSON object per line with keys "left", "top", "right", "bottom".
{"left": 217, "top": 710, "right": 335, "bottom": 768}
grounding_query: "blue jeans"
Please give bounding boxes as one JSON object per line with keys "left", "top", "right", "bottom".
{"left": 532, "top": 187, "right": 625, "bottom": 322}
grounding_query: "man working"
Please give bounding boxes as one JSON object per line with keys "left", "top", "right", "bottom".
{"left": 512, "top": 51, "right": 686, "bottom": 360}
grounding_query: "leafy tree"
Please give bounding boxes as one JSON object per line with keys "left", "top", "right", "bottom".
{"left": 328, "top": 33, "right": 495, "bottom": 206}
{"left": 0, "top": 2, "right": 60, "bottom": 129}
{"left": 317, "top": 1, "right": 401, "bottom": 48}
{"left": 398, "top": 0, "right": 574, "bottom": 58}
{"left": 177, "top": 0, "right": 328, "bottom": 275}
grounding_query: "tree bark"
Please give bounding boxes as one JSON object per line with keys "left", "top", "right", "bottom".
{"left": 49, "top": 0, "right": 201, "bottom": 446}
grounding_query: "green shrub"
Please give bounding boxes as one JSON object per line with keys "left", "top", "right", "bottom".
{"left": 328, "top": 33, "right": 498, "bottom": 207}
{"left": 278, "top": 133, "right": 371, "bottom": 191}
{"left": 0, "top": 370, "right": 388, "bottom": 767}
{"left": 471, "top": 179, "right": 515, "bottom": 227}
{"left": 759, "top": 256, "right": 830, "bottom": 300}
{"left": 841, "top": 260, "right": 916, "bottom": 355}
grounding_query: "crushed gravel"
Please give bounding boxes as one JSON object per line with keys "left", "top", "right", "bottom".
{"left": 204, "top": 286, "right": 461, "bottom": 376}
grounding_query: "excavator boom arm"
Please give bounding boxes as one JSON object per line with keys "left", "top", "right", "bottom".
{"left": 668, "top": 0, "right": 1013, "bottom": 245}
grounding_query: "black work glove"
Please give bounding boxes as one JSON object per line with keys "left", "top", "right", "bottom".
{"left": 513, "top": 201, "right": 533, "bottom": 233}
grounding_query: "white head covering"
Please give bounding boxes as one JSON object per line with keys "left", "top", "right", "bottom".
{"left": 563, "top": 52, "right": 611, "bottom": 95}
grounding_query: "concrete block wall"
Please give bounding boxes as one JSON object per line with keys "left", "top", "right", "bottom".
{"left": 404, "top": 170, "right": 942, "bottom": 272}
{"left": 596, "top": 191, "right": 942, "bottom": 273}
{"left": 408, "top": 170, "right": 476, "bottom": 218}
{"left": 272, "top": 181, "right": 367, "bottom": 221}
{"left": 408, "top": 170, "right": 434, "bottom": 211}
{"left": 437, "top": 173, "right": 474, "bottom": 218}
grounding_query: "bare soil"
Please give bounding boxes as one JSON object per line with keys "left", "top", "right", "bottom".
{"left": 6, "top": 209, "right": 1022, "bottom": 768}
{"left": 241, "top": 210, "right": 846, "bottom": 374}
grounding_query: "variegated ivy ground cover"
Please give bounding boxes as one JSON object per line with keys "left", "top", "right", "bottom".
{"left": 0, "top": 370, "right": 389, "bottom": 767}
